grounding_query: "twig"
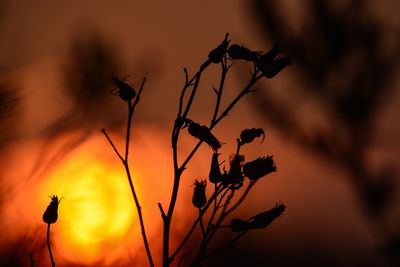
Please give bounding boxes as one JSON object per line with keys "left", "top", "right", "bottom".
{"left": 205, "top": 230, "right": 249, "bottom": 259}
{"left": 225, "top": 180, "right": 257, "bottom": 216}
{"left": 46, "top": 224, "right": 55, "bottom": 267}
{"left": 211, "top": 56, "right": 229, "bottom": 125}
{"left": 199, "top": 208, "right": 206, "bottom": 237}
{"left": 101, "top": 129, "right": 123, "bottom": 162}
{"left": 169, "top": 184, "right": 224, "bottom": 263}
{"left": 102, "top": 78, "right": 154, "bottom": 267}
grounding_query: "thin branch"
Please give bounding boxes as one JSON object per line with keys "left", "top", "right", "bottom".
{"left": 199, "top": 208, "right": 206, "bottom": 237}
{"left": 101, "top": 129, "right": 124, "bottom": 162}
{"left": 46, "top": 224, "right": 55, "bottom": 267}
{"left": 182, "top": 72, "right": 202, "bottom": 119}
{"left": 158, "top": 203, "right": 167, "bottom": 220}
{"left": 103, "top": 77, "right": 154, "bottom": 267}
{"left": 225, "top": 181, "right": 257, "bottom": 216}
{"left": 132, "top": 77, "right": 147, "bottom": 110}
{"left": 206, "top": 186, "right": 230, "bottom": 233}
{"left": 211, "top": 57, "right": 228, "bottom": 125}
{"left": 205, "top": 230, "right": 249, "bottom": 259}
{"left": 169, "top": 184, "right": 225, "bottom": 263}
{"left": 212, "top": 73, "right": 263, "bottom": 127}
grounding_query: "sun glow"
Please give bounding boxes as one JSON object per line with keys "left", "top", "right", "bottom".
{"left": 39, "top": 140, "right": 138, "bottom": 264}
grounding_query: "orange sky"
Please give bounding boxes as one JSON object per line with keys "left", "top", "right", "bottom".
{"left": 0, "top": 1, "right": 400, "bottom": 267}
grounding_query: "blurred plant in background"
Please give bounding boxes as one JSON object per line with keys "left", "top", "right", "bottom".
{"left": 249, "top": 0, "right": 400, "bottom": 264}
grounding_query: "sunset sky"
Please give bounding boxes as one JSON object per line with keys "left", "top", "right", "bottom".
{"left": 1, "top": 1, "right": 400, "bottom": 267}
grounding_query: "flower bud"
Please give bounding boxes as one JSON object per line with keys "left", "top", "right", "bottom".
{"left": 243, "top": 156, "right": 276, "bottom": 181}
{"left": 192, "top": 180, "right": 207, "bottom": 208}
{"left": 111, "top": 77, "right": 136, "bottom": 101}
{"left": 230, "top": 218, "right": 251, "bottom": 232}
{"left": 208, "top": 33, "right": 230, "bottom": 64}
{"left": 251, "top": 203, "right": 285, "bottom": 229}
{"left": 256, "top": 46, "right": 290, "bottom": 78}
{"left": 186, "top": 119, "right": 221, "bottom": 151}
{"left": 240, "top": 128, "right": 265, "bottom": 144}
{"left": 42, "top": 195, "right": 61, "bottom": 224}
{"left": 227, "top": 154, "right": 244, "bottom": 185}
{"left": 228, "top": 44, "right": 259, "bottom": 61}
{"left": 209, "top": 153, "right": 222, "bottom": 183}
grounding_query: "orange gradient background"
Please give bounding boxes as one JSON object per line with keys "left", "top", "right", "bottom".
{"left": 0, "top": 1, "right": 400, "bottom": 267}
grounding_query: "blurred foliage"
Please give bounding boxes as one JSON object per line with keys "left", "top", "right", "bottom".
{"left": 249, "top": 0, "right": 400, "bottom": 264}
{"left": 250, "top": 0, "right": 400, "bottom": 215}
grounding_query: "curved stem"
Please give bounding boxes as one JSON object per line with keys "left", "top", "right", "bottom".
{"left": 46, "top": 223, "right": 55, "bottom": 267}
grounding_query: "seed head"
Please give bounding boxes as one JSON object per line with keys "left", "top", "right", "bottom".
{"left": 230, "top": 218, "right": 251, "bottom": 232}
{"left": 186, "top": 119, "right": 221, "bottom": 151}
{"left": 192, "top": 180, "right": 207, "bottom": 208}
{"left": 228, "top": 44, "right": 260, "bottom": 61}
{"left": 208, "top": 33, "right": 230, "bottom": 64}
{"left": 226, "top": 154, "right": 244, "bottom": 185}
{"left": 256, "top": 46, "right": 290, "bottom": 79}
{"left": 243, "top": 156, "right": 277, "bottom": 181}
{"left": 42, "top": 195, "right": 61, "bottom": 224}
{"left": 209, "top": 153, "right": 222, "bottom": 183}
{"left": 240, "top": 128, "right": 265, "bottom": 144}
{"left": 111, "top": 77, "right": 136, "bottom": 101}
{"left": 251, "top": 203, "right": 286, "bottom": 229}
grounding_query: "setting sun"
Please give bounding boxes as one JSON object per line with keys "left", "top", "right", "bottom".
{"left": 39, "top": 139, "right": 137, "bottom": 264}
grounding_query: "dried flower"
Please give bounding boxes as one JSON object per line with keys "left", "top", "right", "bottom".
{"left": 185, "top": 119, "right": 221, "bottom": 151}
{"left": 228, "top": 44, "right": 259, "bottom": 61}
{"left": 111, "top": 77, "right": 136, "bottom": 101}
{"left": 240, "top": 128, "right": 265, "bottom": 144}
{"left": 192, "top": 180, "right": 207, "bottom": 208}
{"left": 256, "top": 46, "right": 290, "bottom": 78}
{"left": 243, "top": 156, "right": 276, "bottom": 181}
{"left": 208, "top": 33, "right": 230, "bottom": 64}
{"left": 209, "top": 153, "right": 222, "bottom": 183}
{"left": 230, "top": 218, "right": 251, "bottom": 232}
{"left": 43, "top": 195, "right": 61, "bottom": 224}
{"left": 226, "top": 154, "right": 244, "bottom": 185}
{"left": 251, "top": 203, "right": 285, "bottom": 229}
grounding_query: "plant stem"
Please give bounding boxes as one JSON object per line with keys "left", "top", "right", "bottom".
{"left": 103, "top": 79, "right": 154, "bottom": 267}
{"left": 199, "top": 208, "right": 206, "bottom": 237}
{"left": 166, "top": 60, "right": 263, "bottom": 266}
{"left": 46, "top": 223, "right": 55, "bottom": 267}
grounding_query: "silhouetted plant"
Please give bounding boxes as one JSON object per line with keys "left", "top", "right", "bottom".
{"left": 42, "top": 195, "right": 61, "bottom": 267}
{"left": 102, "top": 33, "right": 290, "bottom": 266}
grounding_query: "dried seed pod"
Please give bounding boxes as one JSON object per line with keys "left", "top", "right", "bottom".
{"left": 186, "top": 120, "right": 221, "bottom": 151}
{"left": 227, "top": 154, "right": 245, "bottom": 185}
{"left": 256, "top": 46, "right": 279, "bottom": 68}
{"left": 111, "top": 77, "right": 136, "bottom": 101}
{"left": 221, "top": 169, "right": 230, "bottom": 186}
{"left": 42, "top": 195, "right": 61, "bottom": 224}
{"left": 209, "top": 153, "right": 222, "bottom": 183}
{"left": 262, "top": 56, "right": 291, "bottom": 79}
{"left": 228, "top": 44, "right": 260, "bottom": 61}
{"left": 188, "top": 120, "right": 202, "bottom": 137}
{"left": 230, "top": 218, "right": 251, "bottom": 232}
{"left": 256, "top": 46, "right": 290, "bottom": 79}
{"left": 192, "top": 180, "right": 207, "bottom": 208}
{"left": 240, "top": 128, "right": 265, "bottom": 144}
{"left": 208, "top": 33, "right": 230, "bottom": 64}
{"left": 251, "top": 203, "right": 285, "bottom": 229}
{"left": 243, "top": 156, "right": 276, "bottom": 181}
